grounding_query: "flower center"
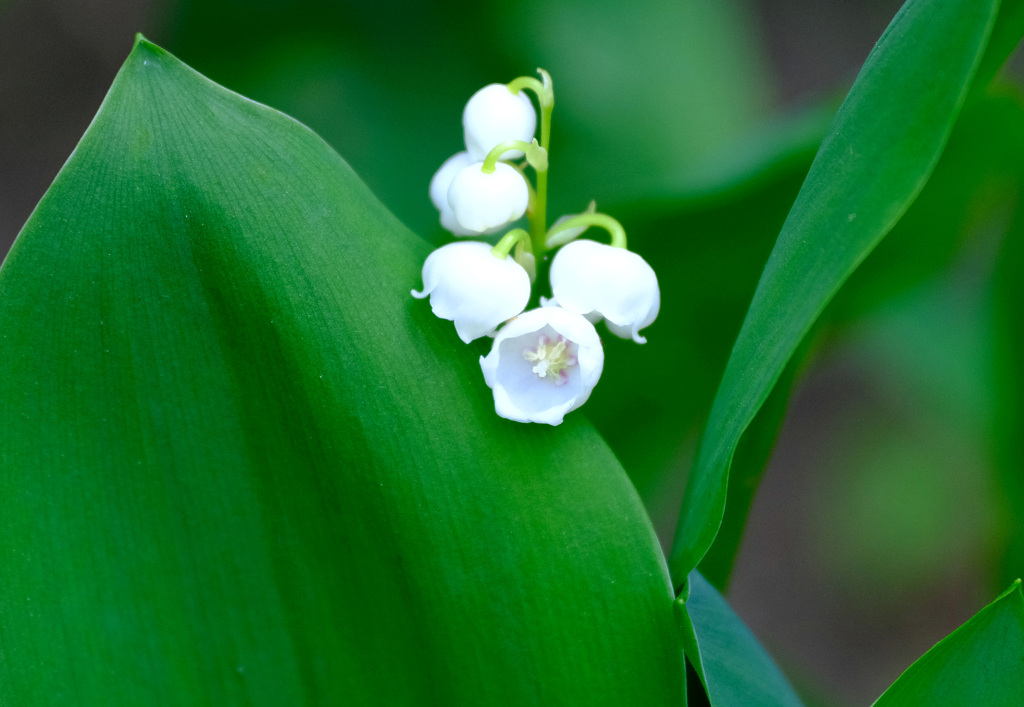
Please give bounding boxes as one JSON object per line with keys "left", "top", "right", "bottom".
{"left": 523, "top": 334, "right": 578, "bottom": 386}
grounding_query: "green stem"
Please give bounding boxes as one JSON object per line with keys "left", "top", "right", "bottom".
{"left": 507, "top": 77, "right": 545, "bottom": 101}
{"left": 491, "top": 228, "right": 531, "bottom": 259}
{"left": 507, "top": 69, "right": 554, "bottom": 258}
{"left": 508, "top": 68, "right": 554, "bottom": 111}
{"left": 545, "top": 213, "right": 627, "bottom": 250}
{"left": 481, "top": 140, "right": 534, "bottom": 173}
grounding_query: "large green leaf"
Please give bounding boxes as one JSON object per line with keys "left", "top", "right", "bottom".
{"left": 0, "top": 37, "right": 684, "bottom": 704}
{"left": 872, "top": 581, "right": 1024, "bottom": 704}
{"left": 677, "top": 571, "right": 802, "bottom": 706}
{"left": 667, "top": 0, "right": 1001, "bottom": 588}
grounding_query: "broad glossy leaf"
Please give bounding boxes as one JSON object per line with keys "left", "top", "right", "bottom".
{"left": 667, "top": 0, "right": 1000, "bottom": 588}
{"left": 0, "top": 37, "right": 684, "bottom": 704}
{"left": 677, "top": 571, "right": 802, "bottom": 706}
{"left": 168, "top": 0, "right": 516, "bottom": 239}
{"left": 873, "top": 581, "right": 1024, "bottom": 704}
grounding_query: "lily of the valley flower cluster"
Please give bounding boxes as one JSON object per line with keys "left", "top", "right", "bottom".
{"left": 412, "top": 70, "right": 659, "bottom": 425}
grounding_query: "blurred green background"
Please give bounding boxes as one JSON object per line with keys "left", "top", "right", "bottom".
{"left": 2, "top": 0, "right": 1021, "bottom": 704}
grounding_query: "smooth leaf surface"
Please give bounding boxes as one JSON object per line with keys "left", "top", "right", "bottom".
{"left": 872, "top": 581, "right": 1024, "bottom": 705}
{"left": 667, "top": 0, "right": 1000, "bottom": 588}
{"left": 0, "top": 37, "right": 684, "bottom": 704}
{"left": 677, "top": 571, "right": 802, "bottom": 706}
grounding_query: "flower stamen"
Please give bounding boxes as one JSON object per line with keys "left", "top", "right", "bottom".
{"left": 523, "top": 334, "right": 578, "bottom": 386}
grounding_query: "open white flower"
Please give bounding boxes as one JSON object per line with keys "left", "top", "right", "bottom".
{"left": 480, "top": 307, "right": 603, "bottom": 425}
{"left": 463, "top": 84, "right": 537, "bottom": 161}
{"left": 448, "top": 162, "right": 529, "bottom": 233}
{"left": 412, "top": 241, "right": 530, "bottom": 343}
{"left": 550, "top": 239, "right": 660, "bottom": 343}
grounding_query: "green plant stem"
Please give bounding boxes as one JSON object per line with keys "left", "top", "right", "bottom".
{"left": 533, "top": 107, "right": 551, "bottom": 257}
{"left": 491, "top": 228, "right": 531, "bottom": 259}
{"left": 481, "top": 140, "right": 534, "bottom": 173}
{"left": 509, "top": 69, "right": 554, "bottom": 259}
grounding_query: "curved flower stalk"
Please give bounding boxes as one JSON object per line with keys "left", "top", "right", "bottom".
{"left": 463, "top": 84, "right": 537, "bottom": 161}
{"left": 412, "top": 241, "right": 530, "bottom": 343}
{"left": 480, "top": 307, "right": 603, "bottom": 425}
{"left": 550, "top": 239, "right": 660, "bottom": 344}
{"left": 546, "top": 201, "right": 596, "bottom": 248}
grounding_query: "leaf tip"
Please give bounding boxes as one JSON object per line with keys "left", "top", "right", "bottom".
{"left": 996, "top": 578, "right": 1024, "bottom": 605}
{"left": 130, "top": 33, "right": 169, "bottom": 61}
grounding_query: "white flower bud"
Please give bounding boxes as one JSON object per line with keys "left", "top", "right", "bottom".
{"left": 412, "top": 241, "right": 531, "bottom": 343}
{"left": 463, "top": 84, "right": 537, "bottom": 161}
{"left": 480, "top": 307, "right": 604, "bottom": 425}
{"left": 448, "top": 162, "right": 529, "bottom": 234}
{"left": 550, "top": 239, "right": 660, "bottom": 344}
{"left": 430, "top": 152, "right": 484, "bottom": 236}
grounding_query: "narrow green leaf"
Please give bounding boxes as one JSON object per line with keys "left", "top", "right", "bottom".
{"left": 972, "top": 0, "right": 1024, "bottom": 93}
{"left": 0, "top": 37, "right": 684, "bottom": 704}
{"left": 872, "top": 581, "right": 1024, "bottom": 704}
{"left": 695, "top": 344, "right": 805, "bottom": 590}
{"left": 696, "top": 89, "right": 1024, "bottom": 590}
{"left": 667, "top": 0, "right": 1000, "bottom": 588}
{"left": 677, "top": 571, "right": 803, "bottom": 706}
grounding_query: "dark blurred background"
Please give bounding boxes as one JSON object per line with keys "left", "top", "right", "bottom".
{"left": 2, "top": 1, "right": 1019, "bottom": 705}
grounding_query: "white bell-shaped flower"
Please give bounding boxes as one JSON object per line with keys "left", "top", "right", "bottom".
{"left": 550, "top": 239, "right": 660, "bottom": 344}
{"left": 448, "top": 162, "right": 529, "bottom": 233}
{"left": 412, "top": 241, "right": 530, "bottom": 343}
{"left": 429, "top": 152, "right": 479, "bottom": 236}
{"left": 480, "top": 307, "right": 604, "bottom": 425}
{"left": 463, "top": 84, "right": 537, "bottom": 161}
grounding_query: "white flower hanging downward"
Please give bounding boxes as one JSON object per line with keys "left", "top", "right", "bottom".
{"left": 463, "top": 84, "right": 537, "bottom": 161}
{"left": 447, "top": 162, "right": 530, "bottom": 233}
{"left": 480, "top": 307, "right": 603, "bottom": 425}
{"left": 550, "top": 238, "right": 660, "bottom": 344}
{"left": 429, "top": 152, "right": 481, "bottom": 236}
{"left": 412, "top": 242, "right": 530, "bottom": 343}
